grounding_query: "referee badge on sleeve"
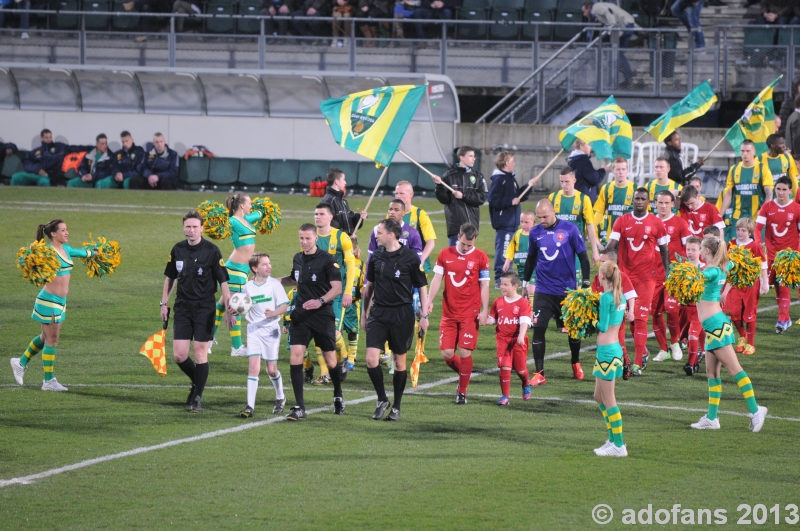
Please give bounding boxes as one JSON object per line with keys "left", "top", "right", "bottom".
{"left": 219, "top": 259, "right": 225, "bottom": 266}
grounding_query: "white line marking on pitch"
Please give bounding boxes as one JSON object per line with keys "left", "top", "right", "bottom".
{"left": 0, "top": 299, "right": 792, "bottom": 487}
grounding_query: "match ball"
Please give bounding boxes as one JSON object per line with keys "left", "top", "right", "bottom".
{"left": 230, "top": 293, "right": 252, "bottom": 315}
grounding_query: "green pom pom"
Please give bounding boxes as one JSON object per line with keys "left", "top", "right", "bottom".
{"left": 560, "top": 288, "right": 600, "bottom": 340}
{"left": 727, "top": 245, "right": 761, "bottom": 289}
{"left": 197, "top": 200, "right": 232, "bottom": 240}
{"left": 773, "top": 249, "right": 800, "bottom": 288}
{"left": 665, "top": 261, "right": 704, "bottom": 305}
{"left": 251, "top": 197, "right": 282, "bottom": 235}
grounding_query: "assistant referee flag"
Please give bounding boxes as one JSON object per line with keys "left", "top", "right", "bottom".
{"left": 320, "top": 85, "right": 426, "bottom": 167}
{"left": 725, "top": 76, "right": 781, "bottom": 156}
{"left": 558, "top": 96, "right": 632, "bottom": 161}
{"left": 645, "top": 81, "right": 718, "bottom": 143}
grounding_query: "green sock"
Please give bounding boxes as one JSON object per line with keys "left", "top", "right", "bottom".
{"left": 606, "top": 405, "right": 624, "bottom": 448}
{"left": 734, "top": 371, "right": 759, "bottom": 414}
{"left": 230, "top": 314, "right": 243, "bottom": 349}
{"left": 21, "top": 335, "right": 45, "bottom": 367}
{"left": 212, "top": 301, "right": 225, "bottom": 339}
{"left": 707, "top": 377, "right": 722, "bottom": 420}
{"left": 599, "top": 403, "right": 613, "bottom": 442}
{"left": 42, "top": 345, "right": 56, "bottom": 381}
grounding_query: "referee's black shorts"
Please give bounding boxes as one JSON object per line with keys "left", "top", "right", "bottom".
{"left": 366, "top": 305, "right": 415, "bottom": 354}
{"left": 289, "top": 309, "right": 337, "bottom": 352}
{"left": 173, "top": 299, "right": 216, "bottom": 342}
{"left": 532, "top": 291, "right": 566, "bottom": 329}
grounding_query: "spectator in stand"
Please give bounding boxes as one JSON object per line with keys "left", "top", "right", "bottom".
{"left": 290, "top": 0, "right": 327, "bottom": 37}
{"left": 172, "top": 0, "right": 202, "bottom": 32}
{"left": 393, "top": 0, "right": 420, "bottom": 38}
{"left": 410, "top": 0, "right": 454, "bottom": 40}
{"left": 566, "top": 138, "right": 610, "bottom": 202}
{"left": 751, "top": 0, "right": 794, "bottom": 24}
{"left": 68, "top": 134, "right": 114, "bottom": 188}
{"left": 0, "top": 139, "right": 18, "bottom": 167}
{"left": 664, "top": 130, "right": 703, "bottom": 186}
{"left": 358, "top": 0, "right": 390, "bottom": 43}
{"left": 11, "top": 129, "right": 90, "bottom": 187}
{"left": 785, "top": 94, "right": 800, "bottom": 166}
{"left": 261, "top": 0, "right": 291, "bottom": 35}
{"left": 581, "top": 1, "right": 639, "bottom": 86}
{"left": 0, "top": 0, "right": 30, "bottom": 39}
{"left": 100, "top": 130, "right": 146, "bottom": 189}
{"left": 331, "top": 0, "right": 356, "bottom": 46}
{"left": 777, "top": 77, "right": 800, "bottom": 135}
{"left": 128, "top": 133, "right": 180, "bottom": 190}
{"left": 671, "top": 0, "right": 705, "bottom": 49}
{"left": 123, "top": 0, "right": 173, "bottom": 40}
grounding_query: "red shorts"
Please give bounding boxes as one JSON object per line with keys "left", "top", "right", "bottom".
{"left": 631, "top": 277, "right": 656, "bottom": 321}
{"left": 652, "top": 280, "right": 678, "bottom": 315}
{"left": 685, "top": 305, "right": 703, "bottom": 338}
{"left": 439, "top": 314, "right": 480, "bottom": 351}
{"left": 726, "top": 282, "right": 760, "bottom": 323}
{"left": 496, "top": 335, "right": 528, "bottom": 371}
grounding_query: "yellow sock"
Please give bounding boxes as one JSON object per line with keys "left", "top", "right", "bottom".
{"left": 335, "top": 333, "right": 347, "bottom": 363}
{"left": 347, "top": 342, "right": 358, "bottom": 364}
{"left": 384, "top": 341, "right": 392, "bottom": 356}
{"left": 316, "top": 347, "right": 329, "bottom": 375}
{"left": 303, "top": 354, "right": 313, "bottom": 370}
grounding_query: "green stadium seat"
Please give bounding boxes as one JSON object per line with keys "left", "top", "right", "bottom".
{"left": 388, "top": 162, "right": 419, "bottom": 189}
{"left": 777, "top": 28, "right": 800, "bottom": 45}
{"left": 417, "top": 163, "right": 450, "bottom": 194}
{"left": 461, "top": 0, "right": 490, "bottom": 10}
{"left": 179, "top": 157, "right": 210, "bottom": 190}
{"left": 629, "top": 10, "right": 649, "bottom": 29}
{"left": 298, "top": 160, "right": 330, "bottom": 190}
{"left": 268, "top": 159, "right": 299, "bottom": 192}
{"left": 357, "top": 161, "right": 386, "bottom": 194}
{"left": 743, "top": 28, "right": 776, "bottom": 67}
{"left": 49, "top": 0, "right": 80, "bottom": 30}
{"left": 523, "top": 0, "right": 557, "bottom": 11}
{"left": 205, "top": 0, "right": 236, "bottom": 34}
{"left": 553, "top": 10, "right": 583, "bottom": 41}
{"left": 494, "top": 0, "right": 524, "bottom": 9}
{"left": 522, "top": 5, "right": 553, "bottom": 41}
{"left": 82, "top": 0, "right": 111, "bottom": 31}
{"left": 557, "top": 0, "right": 585, "bottom": 11}
{"left": 457, "top": 5, "right": 488, "bottom": 39}
{"left": 237, "top": 0, "right": 262, "bottom": 34}
{"left": 111, "top": 0, "right": 139, "bottom": 31}
{"left": 490, "top": 7, "right": 520, "bottom": 40}
{"left": 208, "top": 157, "right": 240, "bottom": 190}
{"left": 238, "top": 159, "right": 270, "bottom": 191}
{"left": 1, "top": 153, "right": 24, "bottom": 180}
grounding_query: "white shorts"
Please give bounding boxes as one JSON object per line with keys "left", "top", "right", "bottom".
{"left": 246, "top": 325, "right": 281, "bottom": 361}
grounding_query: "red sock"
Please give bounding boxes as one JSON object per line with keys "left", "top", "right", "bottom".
{"left": 776, "top": 285, "right": 792, "bottom": 321}
{"left": 517, "top": 368, "right": 529, "bottom": 384}
{"left": 666, "top": 307, "right": 681, "bottom": 345}
{"left": 652, "top": 313, "right": 667, "bottom": 351}
{"left": 618, "top": 326, "right": 630, "bottom": 365}
{"left": 499, "top": 368, "right": 511, "bottom": 397}
{"left": 688, "top": 338, "right": 698, "bottom": 366}
{"left": 457, "top": 356, "right": 473, "bottom": 394}
{"left": 732, "top": 319, "right": 745, "bottom": 338}
{"left": 632, "top": 319, "right": 648, "bottom": 366}
{"left": 445, "top": 355, "right": 461, "bottom": 374}
{"left": 746, "top": 320, "right": 756, "bottom": 345}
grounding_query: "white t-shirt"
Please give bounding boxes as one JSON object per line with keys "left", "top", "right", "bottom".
{"left": 243, "top": 276, "right": 289, "bottom": 328}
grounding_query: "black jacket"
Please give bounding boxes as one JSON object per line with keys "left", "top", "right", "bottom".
{"left": 142, "top": 145, "right": 180, "bottom": 183}
{"left": 0, "top": 141, "right": 17, "bottom": 166}
{"left": 113, "top": 144, "right": 146, "bottom": 180}
{"left": 78, "top": 148, "right": 115, "bottom": 183}
{"left": 488, "top": 169, "right": 530, "bottom": 231}
{"left": 435, "top": 165, "right": 488, "bottom": 237}
{"left": 665, "top": 144, "right": 700, "bottom": 186}
{"left": 321, "top": 186, "right": 361, "bottom": 236}
{"left": 566, "top": 150, "right": 605, "bottom": 203}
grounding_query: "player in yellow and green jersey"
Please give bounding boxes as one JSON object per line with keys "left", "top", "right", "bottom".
{"left": 646, "top": 157, "right": 682, "bottom": 213}
{"left": 761, "top": 134, "right": 798, "bottom": 198}
{"left": 503, "top": 210, "right": 536, "bottom": 309}
{"left": 549, "top": 167, "right": 601, "bottom": 266}
{"left": 594, "top": 157, "right": 636, "bottom": 246}
{"left": 719, "top": 139, "right": 774, "bottom": 242}
{"left": 341, "top": 236, "right": 364, "bottom": 375}
{"left": 394, "top": 180, "right": 437, "bottom": 275}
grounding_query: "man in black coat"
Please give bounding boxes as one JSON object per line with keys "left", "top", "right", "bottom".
{"left": 433, "top": 146, "right": 488, "bottom": 246}
{"left": 664, "top": 131, "right": 703, "bottom": 186}
{"left": 320, "top": 167, "right": 367, "bottom": 236}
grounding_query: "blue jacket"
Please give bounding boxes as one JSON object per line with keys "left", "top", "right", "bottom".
{"left": 566, "top": 150, "right": 605, "bottom": 203}
{"left": 112, "top": 144, "right": 146, "bottom": 180}
{"left": 23, "top": 142, "right": 70, "bottom": 176}
{"left": 488, "top": 169, "right": 530, "bottom": 231}
{"left": 0, "top": 141, "right": 17, "bottom": 165}
{"left": 142, "top": 145, "right": 180, "bottom": 183}
{"left": 78, "top": 148, "right": 115, "bottom": 183}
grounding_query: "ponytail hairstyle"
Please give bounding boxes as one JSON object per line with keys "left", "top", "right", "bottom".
{"left": 598, "top": 260, "right": 622, "bottom": 306}
{"left": 701, "top": 236, "right": 728, "bottom": 270}
{"left": 36, "top": 219, "right": 64, "bottom": 242}
{"left": 226, "top": 192, "right": 249, "bottom": 216}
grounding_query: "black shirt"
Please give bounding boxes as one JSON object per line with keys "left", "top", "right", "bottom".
{"left": 164, "top": 238, "right": 229, "bottom": 302}
{"left": 289, "top": 248, "right": 341, "bottom": 318}
{"left": 366, "top": 244, "right": 427, "bottom": 307}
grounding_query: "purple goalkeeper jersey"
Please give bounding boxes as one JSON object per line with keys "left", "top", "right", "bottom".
{"left": 526, "top": 219, "right": 587, "bottom": 296}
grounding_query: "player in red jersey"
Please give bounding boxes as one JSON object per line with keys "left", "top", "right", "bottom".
{"left": 427, "top": 223, "right": 490, "bottom": 404}
{"left": 606, "top": 188, "right": 670, "bottom": 377}
{"left": 755, "top": 176, "right": 800, "bottom": 333}
{"left": 682, "top": 237, "right": 706, "bottom": 376}
{"left": 486, "top": 271, "right": 531, "bottom": 405}
{"left": 591, "top": 247, "right": 637, "bottom": 377}
{"left": 652, "top": 190, "right": 692, "bottom": 363}
{"left": 723, "top": 218, "right": 769, "bottom": 355}
{"left": 679, "top": 185, "right": 725, "bottom": 237}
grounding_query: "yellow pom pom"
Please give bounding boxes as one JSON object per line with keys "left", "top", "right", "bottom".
{"left": 772, "top": 249, "right": 800, "bottom": 288}
{"left": 16, "top": 239, "right": 60, "bottom": 287}
{"left": 727, "top": 245, "right": 761, "bottom": 289}
{"left": 665, "top": 261, "right": 704, "bottom": 305}
{"left": 251, "top": 197, "right": 283, "bottom": 235}
{"left": 82, "top": 234, "right": 122, "bottom": 278}
{"left": 197, "top": 200, "right": 232, "bottom": 240}
{"left": 560, "top": 288, "right": 600, "bottom": 340}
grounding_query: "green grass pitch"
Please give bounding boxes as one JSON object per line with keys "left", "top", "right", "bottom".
{"left": 1, "top": 187, "right": 800, "bottom": 530}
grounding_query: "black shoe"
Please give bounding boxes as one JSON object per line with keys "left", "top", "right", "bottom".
{"left": 494, "top": 279, "right": 501, "bottom": 289}
{"left": 273, "top": 397, "right": 286, "bottom": 414}
{"left": 186, "top": 385, "right": 196, "bottom": 405}
{"left": 683, "top": 363, "right": 694, "bottom": 377}
{"left": 630, "top": 367, "right": 643, "bottom": 377}
{"left": 641, "top": 353, "right": 649, "bottom": 370}
{"left": 286, "top": 405, "right": 307, "bottom": 420}
{"left": 692, "top": 364, "right": 699, "bottom": 374}
{"left": 372, "top": 399, "right": 390, "bottom": 420}
{"left": 456, "top": 392, "right": 467, "bottom": 405}
{"left": 384, "top": 407, "right": 400, "bottom": 421}
{"left": 304, "top": 367, "right": 314, "bottom": 383}
{"left": 189, "top": 395, "right": 202, "bottom": 413}
{"left": 240, "top": 405, "right": 254, "bottom": 418}
{"left": 622, "top": 365, "right": 631, "bottom": 380}
{"left": 333, "top": 397, "right": 345, "bottom": 415}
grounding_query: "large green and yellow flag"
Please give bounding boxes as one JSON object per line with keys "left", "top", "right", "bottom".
{"left": 320, "top": 85, "right": 426, "bottom": 167}
{"left": 725, "top": 76, "right": 781, "bottom": 156}
{"left": 645, "top": 81, "right": 718, "bottom": 143}
{"left": 559, "top": 96, "right": 632, "bottom": 161}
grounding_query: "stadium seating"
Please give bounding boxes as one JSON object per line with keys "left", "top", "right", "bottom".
{"left": 267, "top": 159, "right": 300, "bottom": 192}
{"left": 388, "top": 162, "right": 419, "bottom": 189}
{"left": 417, "top": 163, "right": 449, "bottom": 194}
{"left": 237, "top": 0, "right": 263, "bottom": 34}
{"left": 208, "top": 157, "right": 240, "bottom": 190}
{"left": 238, "top": 158, "right": 271, "bottom": 191}
{"left": 457, "top": 0, "right": 489, "bottom": 40}
{"left": 356, "top": 161, "right": 385, "bottom": 194}
{"left": 82, "top": 0, "right": 111, "bottom": 31}
{"left": 777, "top": 28, "right": 800, "bottom": 46}
{"left": 330, "top": 160, "right": 359, "bottom": 189}
{"left": 490, "top": 3, "right": 521, "bottom": 41}
{"left": 205, "top": 0, "right": 236, "bottom": 34}
{"left": 298, "top": 160, "right": 330, "bottom": 188}
{"left": 111, "top": 0, "right": 139, "bottom": 31}
{"left": 743, "top": 27, "right": 776, "bottom": 67}
{"left": 179, "top": 156, "right": 211, "bottom": 190}
{"left": 521, "top": 0, "right": 557, "bottom": 41}
{"left": 49, "top": 0, "right": 80, "bottom": 30}
{"left": 553, "top": 10, "right": 583, "bottom": 41}
{"left": 0, "top": 152, "right": 25, "bottom": 183}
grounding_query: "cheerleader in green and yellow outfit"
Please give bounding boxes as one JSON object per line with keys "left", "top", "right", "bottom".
{"left": 212, "top": 193, "right": 264, "bottom": 356}
{"left": 11, "top": 219, "right": 97, "bottom": 391}
{"left": 690, "top": 236, "right": 768, "bottom": 432}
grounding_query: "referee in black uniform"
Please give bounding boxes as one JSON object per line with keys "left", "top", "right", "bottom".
{"left": 280, "top": 223, "right": 344, "bottom": 420}
{"left": 361, "top": 218, "right": 429, "bottom": 421}
{"left": 162, "top": 210, "right": 234, "bottom": 413}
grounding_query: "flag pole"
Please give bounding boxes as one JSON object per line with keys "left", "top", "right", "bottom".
{"left": 701, "top": 135, "right": 729, "bottom": 163}
{"left": 517, "top": 149, "right": 564, "bottom": 199}
{"left": 398, "top": 149, "right": 457, "bottom": 193}
{"left": 633, "top": 131, "right": 649, "bottom": 144}
{"left": 354, "top": 166, "right": 389, "bottom": 232}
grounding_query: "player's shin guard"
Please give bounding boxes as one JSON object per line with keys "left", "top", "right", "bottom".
{"left": 230, "top": 315, "right": 243, "bottom": 349}
{"left": 41, "top": 345, "right": 56, "bottom": 381}
{"left": 329, "top": 363, "right": 343, "bottom": 399}
{"left": 746, "top": 321, "right": 756, "bottom": 346}
{"left": 367, "top": 366, "right": 387, "bottom": 402}
{"left": 290, "top": 364, "right": 305, "bottom": 409}
{"left": 499, "top": 368, "right": 511, "bottom": 397}
{"left": 247, "top": 376, "right": 258, "bottom": 408}
{"left": 21, "top": 334, "right": 44, "bottom": 367}
{"left": 599, "top": 403, "right": 613, "bottom": 442}
{"left": 606, "top": 405, "right": 624, "bottom": 448}
{"left": 776, "top": 285, "right": 792, "bottom": 321}
{"left": 707, "top": 377, "right": 722, "bottom": 420}
{"left": 457, "top": 356, "right": 473, "bottom": 395}
{"left": 177, "top": 358, "right": 196, "bottom": 384}
{"left": 568, "top": 337, "right": 581, "bottom": 364}
{"left": 392, "top": 370, "right": 407, "bottom": 410}
{"left": 270, "top": 371, "right": 284, "bottom": 401}
{"left": 444, "top": 355, "right": 461, "bottom": 373}
{"left": 734, "top": 371, "right": 759, "bottom": 414}
{"left": 194, "top": 362, "right": 209, "bottom": 398}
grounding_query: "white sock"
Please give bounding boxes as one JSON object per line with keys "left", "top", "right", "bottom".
{"left": 247, "top": 376, "right": 259, "bottom": 409}
{"left": 270, "top": 371, "right": 284, "bottom": 400}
